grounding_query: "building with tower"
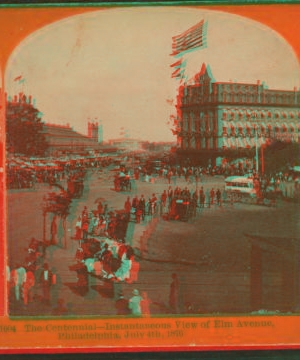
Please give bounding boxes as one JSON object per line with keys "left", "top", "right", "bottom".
{"left": 174, "top": 64, "right": 300, "bottom": 164}
{"left": 88, "top": 121, "right": 99, "bottom": 142}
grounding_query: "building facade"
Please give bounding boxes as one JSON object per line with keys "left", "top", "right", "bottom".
{"left": 43, "top": 123, "right": 100, "bottom": 156}
{"left": 175, "top": 64, "right": 300, "bottom": 160}
{"left": 108, "top": 138, "right": 144, "bottom": 152}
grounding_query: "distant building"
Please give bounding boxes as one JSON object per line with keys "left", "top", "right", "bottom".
{"left": 142, "top": 142, "right": 176, "bottom": 152}
{"left": 98, "top": 122, "right": 103, "bottom": 144}
{"left": 174, "top": 64, "right": 300, "bottom": 162}
{"left": 43, "top": 123, "right": 100, "bottom": 156}
{"left": 5, "top": 92, "right": 102, "bottom": 157}
{"left": 108, "top": 138, "right": 144, "bottom": 152}
{"left": 88, "top": 122, "right": 99, "bottom": 142}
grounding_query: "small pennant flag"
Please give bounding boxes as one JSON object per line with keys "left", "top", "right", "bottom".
{"left": 170, "top": 58, "right": 187, "bottom": 69}
{"left": 171, "top": 67, "right": 185, "bottom": 79}
{"left": 14, "top": 75, "right": 22, "bottom": 82}
{"left": 171, "top": 20, "right": 207, "bottom": 57}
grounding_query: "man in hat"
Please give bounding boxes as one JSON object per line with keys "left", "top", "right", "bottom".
{"left": 115, "top": 292, "right": 130, "bottom": 315}
{"left": 40, "top": 263, "right": 52, "bottom": 305}
{"left": 128, "top": 289, "right": 143, "bottom": 316}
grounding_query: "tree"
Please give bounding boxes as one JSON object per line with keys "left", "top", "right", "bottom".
{"left": 6, "top": 98, "right": 49, "bottom": 157}
{"left": 43, "top": 190, "right": 72, "bottom": 248}
{"left": 262, "top": 140, "right": 300, "bottom": 174}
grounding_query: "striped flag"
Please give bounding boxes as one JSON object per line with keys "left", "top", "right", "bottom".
{"left": 170, "top": 58, "right": 187, "bottom": 80}
{"left": 171, "top": 67, "right": 185, "bottom": 79}
{"left": 171, "top": 20, "right": 207, "bottom": 57}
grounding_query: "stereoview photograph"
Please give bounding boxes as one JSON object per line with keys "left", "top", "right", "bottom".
{"left": 5, "top": 6, "right": 300, "bottom": 320}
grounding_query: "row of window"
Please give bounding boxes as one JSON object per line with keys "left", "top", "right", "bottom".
{"left": 181, "top": 93, "right": 298, "bottom": 105}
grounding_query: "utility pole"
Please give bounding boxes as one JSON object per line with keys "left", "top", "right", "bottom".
{"left": 261, "top": 143, "right": 264, "bottom": 175}
{"left": 255, "top": 127, "right": 259, "bottom": 174}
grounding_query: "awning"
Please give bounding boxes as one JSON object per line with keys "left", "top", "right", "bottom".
{"left": 228, "top": 110, "right": 235, "bottom": 120}
{"left": 222, "top": 138, "right": 230, "bottom": 148}
{"left": 245, "top": 138, "right": 252, "bottom": 147}
{"left": 274, "top": 122, "right": 282, "bottom": 132}
{"left": 242, "top": 138, "right": 249, "bottom": 148}
{"left": 222, "top": 121, "right": 230, "bottom": 128}
{"left": 259, "top": 110, "right": 266, "bottom": 119}
{"left": 222, "top": 109, "right": 228, "bottom": 119}
{"left": 265, "top": 138, "right": 271, "bottom": 145}
{"left": 250, "top": 138, "right": 256, "bottom": 147}
{"left": 236, "top": 121, "right": 245, "bottom": 128}
{"left": 261, "top": 138, "right": 267, "bottom": 145}
{"left": 236, "top": 138, "right": 245, "bottom": 148}
{"left": 229, "top": 122, "right": 236, "bottom": 133}
{"left": 236, "top": 110, "right": 244, "bottom": 119}
{"left": 289, "top": 123, "right": 295, "bottom": 132}
{"left": 227, "top": 138, "right": 234, "bottom": 148}
{"left": 245, "top": 109, "right": 252, "bottom": 118}
{"left": 245, "top": 121, "right": 252, "bottom": 130}
{"left": 260, "top": 123, "right": 267, "bottom": 131}
{"left": 274, "top": 111, "right": 281, "bottom": 119}
{"left": 257, "top": 138, "right": 265, "bottom": 146}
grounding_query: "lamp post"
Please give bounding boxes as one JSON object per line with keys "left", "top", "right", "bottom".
{"left": 42, "top": 196, "right": 48, "bottom": 243}
{"left": 255, "top": 126, "right": 259, "bottom": 174}
{"left": 261, "top": 143, "right": 264, "bottom": 175}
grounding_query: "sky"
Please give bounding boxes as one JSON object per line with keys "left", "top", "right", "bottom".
{"left": 4, "top": 7, "right": 300, "bottom": 142}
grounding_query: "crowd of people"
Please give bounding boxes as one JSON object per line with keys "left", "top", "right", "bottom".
{"left": 70, "top": 202, "right": 141, "bottom": 303}
{"left": 7, "top": 155, "right": 118, "bottom": 190}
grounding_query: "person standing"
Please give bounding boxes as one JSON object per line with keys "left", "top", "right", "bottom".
{"left": 51, "top": 215, "right": 57, "bottom": 245}
{"left": 139, "top": 195, "right": 146, "bottom": 221}
{"left": 16, "top": 264, "right": 26, "bottom": 302}
{"left": 210, "top": 188, "right": 215, "bottom": 206}
{"left": 151, "top": 193, "right": 157, "bottom": 216}
{"left": 115, "top": 294, "right": 130, "bottom": 315}
{"left": 199, "top": 187, "right": 205, "bottom": 208}
{"left": 50, "top": 267, "right": 62, "bottom": 308}
{"left": 168, "top": 187, "right": 173, "bottom": 209}
{"left": 23, "top": 270, "right": 35, "bottom": 306}
{"left": 216, "top": 189, "right": 221, "bottom": 206}
{"left": 128, "top": 289, "right": 143, "bottom": 316}
{"left": 124, "top": 197, "right": 132, "bottom": 214}
{"left": 205, "top": 189, "right": 211, "bottom": 208}
{"left": 40, "top": 263, "right": 52, "bottom": 305}
{"left": 169, "top": 273, "right": 179, "bottom": 314}
{"left": 140, "top": 292, "right": 152, "bottom": 317}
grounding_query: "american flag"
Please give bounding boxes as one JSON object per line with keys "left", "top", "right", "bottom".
{"left": 171, "top": 20, "right": 207, "bottom": 57}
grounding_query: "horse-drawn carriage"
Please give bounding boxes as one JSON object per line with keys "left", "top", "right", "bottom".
{"left": 114, "top": 174, "right": 132, "bottom": 192}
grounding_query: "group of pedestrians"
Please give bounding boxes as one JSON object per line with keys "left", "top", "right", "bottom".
{"left": 123, "top": 185, "right": 226, "bottom": 224}
{"left": 8, "top": 262, "right": 61, "bottom": 308}
{"left": 75, "top": 203, "right": 129, "bottom": 243}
